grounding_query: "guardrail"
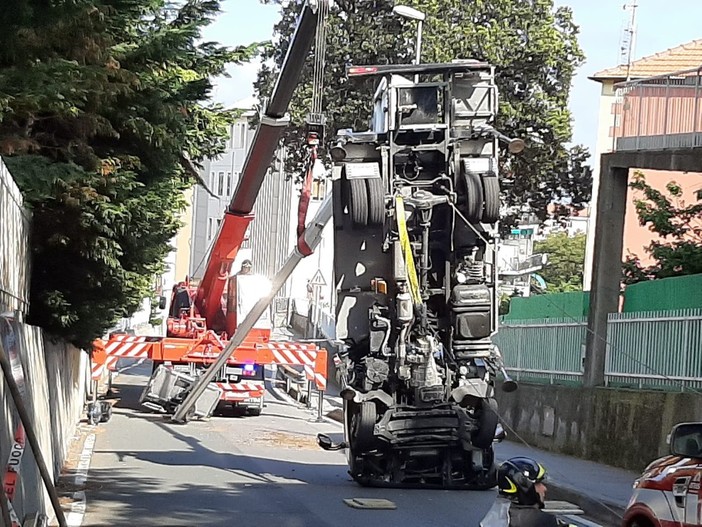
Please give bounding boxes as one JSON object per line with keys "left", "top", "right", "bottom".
{"left": 612, "top": 65, "right": 702, "bottom": 151}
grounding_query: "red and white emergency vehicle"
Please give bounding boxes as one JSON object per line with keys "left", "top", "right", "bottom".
{"left": 623, "top": 422, "right": 702, "bottom": 527}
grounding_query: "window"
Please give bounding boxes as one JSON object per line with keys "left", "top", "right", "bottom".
{"left": 208, "top": 218, "right": 214, "bottom": 240}
{"left": 241, "top": 226, "right": 251, "bottom": 249}
{"left": 226, "top": 172, "right": 232, "bottom": 196}
{"left": 233, "top": 122, "right": 247, "bottom": 149}
{"left": 311, "top": 178, "right": 326, "bottom": 201}
{"left": 218, "top": 171, "right": 225, "bottom": 195}
{"left": 209, "top": 171, "right": 215, "bottom": 189}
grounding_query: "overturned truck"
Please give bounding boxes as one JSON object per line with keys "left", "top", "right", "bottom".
{"left": 318, "top": 61, "right": 521, "bottom": 488}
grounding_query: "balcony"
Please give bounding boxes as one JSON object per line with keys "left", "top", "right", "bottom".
{"left": 612, "top": 66, "right": 702, "bottom": 152}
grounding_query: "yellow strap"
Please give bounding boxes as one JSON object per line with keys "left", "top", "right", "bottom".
{"left": 395, "top": 195, "right": 422, "bottom": 306}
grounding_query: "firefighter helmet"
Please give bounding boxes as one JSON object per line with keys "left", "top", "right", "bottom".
{"left": 497, "top": 456, "right": 547, "bottom": 506}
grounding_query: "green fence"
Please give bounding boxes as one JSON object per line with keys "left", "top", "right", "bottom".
{"left": 623, "top": 274, "right": 702, "bottom": 312}
{"left": 504, "top": 292, "right": 590, "bottom": 321}
{"left": 503, "top": 274, "right": 702, "bottom": 319}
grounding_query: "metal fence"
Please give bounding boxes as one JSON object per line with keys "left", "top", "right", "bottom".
{"left": 496, "top": 310, "right": 702, "bottom": 390}
{"left": 494, "top": 318, "right": 586, "bottom": 385}
{"left": 606, "top": 309, "right": 702, "bottom": 390}
{"left": 612, "top": 66, "right": 702, "bottom": 151}
{"left": 0, "top": 157, "right": 31, "bottom": 314}
{"left": 308, "top": 302, "right": 336, "bottom": 340}
{"left": 303, "top": 301, "right": 702, "bottom": 391}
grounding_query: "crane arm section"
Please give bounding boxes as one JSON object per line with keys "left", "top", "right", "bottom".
{"left": 195, "top": 1, "right": 324, "bottom": 328}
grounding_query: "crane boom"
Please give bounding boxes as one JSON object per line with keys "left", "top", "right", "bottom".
{"left": 195, "top": 1, "right": 323, "bottom": 329}
{"left": 89, "top": 1, "right": 330, "bottom": 423}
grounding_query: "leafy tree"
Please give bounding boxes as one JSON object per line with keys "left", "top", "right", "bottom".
{"left": 534, "top": 231, "right": 586, "bottom": 293}
{"left": 255, "top": 0, "right": 592, "bottom": 225}
{"left": 623, "top": 171, "right": 702, "bottom": 284}
{"left": 0, "top": 0, "right": 260, "bottom": 348}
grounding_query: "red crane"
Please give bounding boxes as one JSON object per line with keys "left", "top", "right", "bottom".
{"left": 91, "top": 1, "right": 329, "bottom": 418}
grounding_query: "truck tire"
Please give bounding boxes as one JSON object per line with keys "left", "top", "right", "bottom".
{"left": 459, "top": 161, "right": 484, "bottom": 222}
{"left": 247, "top": 407, "right": 262, "bottom": 417}
{"left": 351, "top": 401, "right": 376, "bottom": 452}
{"left": 348, "top": 178, "right": 369, "bottom": 227}
{"left": 481, "top": 174, "right": 500, "bottom": 223}
{"left": 366, "top": 177, "right": 385, "bottom": 226}
{"left": 472, "top": 397, "right": 499, "bottom": 449}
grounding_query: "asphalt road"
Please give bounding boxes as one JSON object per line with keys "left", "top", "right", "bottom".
{"left": 83, "top": 363, "right": 499, "bottom": 527}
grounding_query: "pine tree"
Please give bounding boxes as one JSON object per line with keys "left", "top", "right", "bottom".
{"left": 0, "top": 0, "right": 261, "bottom": 347}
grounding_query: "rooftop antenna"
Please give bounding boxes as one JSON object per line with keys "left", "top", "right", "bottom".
{"left": 619, "top": 2, "right": 638, "bottom": 81}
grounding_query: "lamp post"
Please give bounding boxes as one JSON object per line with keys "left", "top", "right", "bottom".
{"left": 392, "top": 5, "right": 426, "bottom": 81}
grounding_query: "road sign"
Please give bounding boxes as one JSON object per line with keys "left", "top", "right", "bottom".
{"left": 310, "top": 269, "right": 326, "bottom": 287}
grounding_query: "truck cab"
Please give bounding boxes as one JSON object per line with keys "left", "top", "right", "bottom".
{"left": 327, "top": 61, "right": 521, "bottom": 488}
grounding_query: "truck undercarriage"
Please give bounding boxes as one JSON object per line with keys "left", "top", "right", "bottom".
{"left": 320, "top": 62, "right": 519, "bottom": 488}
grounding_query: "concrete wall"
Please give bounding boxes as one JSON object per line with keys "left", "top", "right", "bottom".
{"left": 1, "top": 157, "right": 90, "bottom": 521}
{"left": 1, "top": 320, "right": 90, "bottom": 521}
{"left": 495, "top": 382, "right": 702, "bottom": 472}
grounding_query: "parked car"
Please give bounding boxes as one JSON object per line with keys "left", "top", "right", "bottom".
{"left": 623, "top": 422, "right": 702, "bottom": 527}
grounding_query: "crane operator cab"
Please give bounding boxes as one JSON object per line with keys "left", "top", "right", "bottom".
{"left": 317, "top": 60, "right": 522, "bottom": 489}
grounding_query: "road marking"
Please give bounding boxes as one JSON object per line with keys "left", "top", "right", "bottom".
{"left": 65, "top": 427, "right": 96, "bottom": 526}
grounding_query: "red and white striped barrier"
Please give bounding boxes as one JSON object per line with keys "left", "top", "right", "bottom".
{"left": 214, "top": 381, "right": 265, "bottom": 401}
{"left": 104, "top": 335, "right": 155, "bottom": 358}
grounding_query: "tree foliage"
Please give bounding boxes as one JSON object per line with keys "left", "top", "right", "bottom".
{"left": 255, "top": 0, "right": 592, "bottom": 225}
{"left": 534, "top": 231, "right": 586, "bottom": 293}
{"left": 623, "top": 171, "right": 702, "bottom": 284}
{"left": 0, "top": 0, "right": 260, "bottom": 348}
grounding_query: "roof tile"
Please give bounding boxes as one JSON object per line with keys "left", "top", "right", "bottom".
{"left": 591, "top": 39, "right": 702, "bottom": 80}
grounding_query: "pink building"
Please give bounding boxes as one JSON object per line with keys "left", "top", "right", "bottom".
{"left": 587, "top": 40, "right": 702, "bottom": 279}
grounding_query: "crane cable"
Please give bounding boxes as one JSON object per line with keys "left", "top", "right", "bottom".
{"left": 296, "top": 0, "right": 329, "bottom": 257}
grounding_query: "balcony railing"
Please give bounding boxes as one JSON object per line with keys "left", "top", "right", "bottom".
{"left": 612, "top": 66, "right": 702, "bottom": 151}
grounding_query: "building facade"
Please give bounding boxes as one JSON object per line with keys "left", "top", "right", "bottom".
{"left": 186, "top": 97, "right": 332, "bottom": 308}
{"left": 189, "top": 99, "right": 257, "bottom": 280}
{"left": 586, "top": 39, "right": 702, "bottom": 288}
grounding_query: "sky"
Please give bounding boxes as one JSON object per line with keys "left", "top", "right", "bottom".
{"left": 202, "top": 0, "right": 702, "bottom": 156}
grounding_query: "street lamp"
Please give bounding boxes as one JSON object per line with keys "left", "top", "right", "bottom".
{"left": 392, "top": 4, "right": 426, "bottom": 75}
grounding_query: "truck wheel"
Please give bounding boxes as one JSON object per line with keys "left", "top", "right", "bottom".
{"left": 366, "top": 177, "right": 385, "bottom": 226}
{"left": 481, "top": 174, "right": 500, "bottom": 223}
{"left": 459, "top": 161, "right": 484, "bottom": 222}
{"left": 247, "top": 407, "right": 262, "bottom": 417}
{"left": 472, "top": 397, "right": 499, "bottom": 449}
{"left": 351, "top": 401, "right": 376, "bottom": 452}
{"left": 348, "top": 178, "right": 369, "bottom": 227}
